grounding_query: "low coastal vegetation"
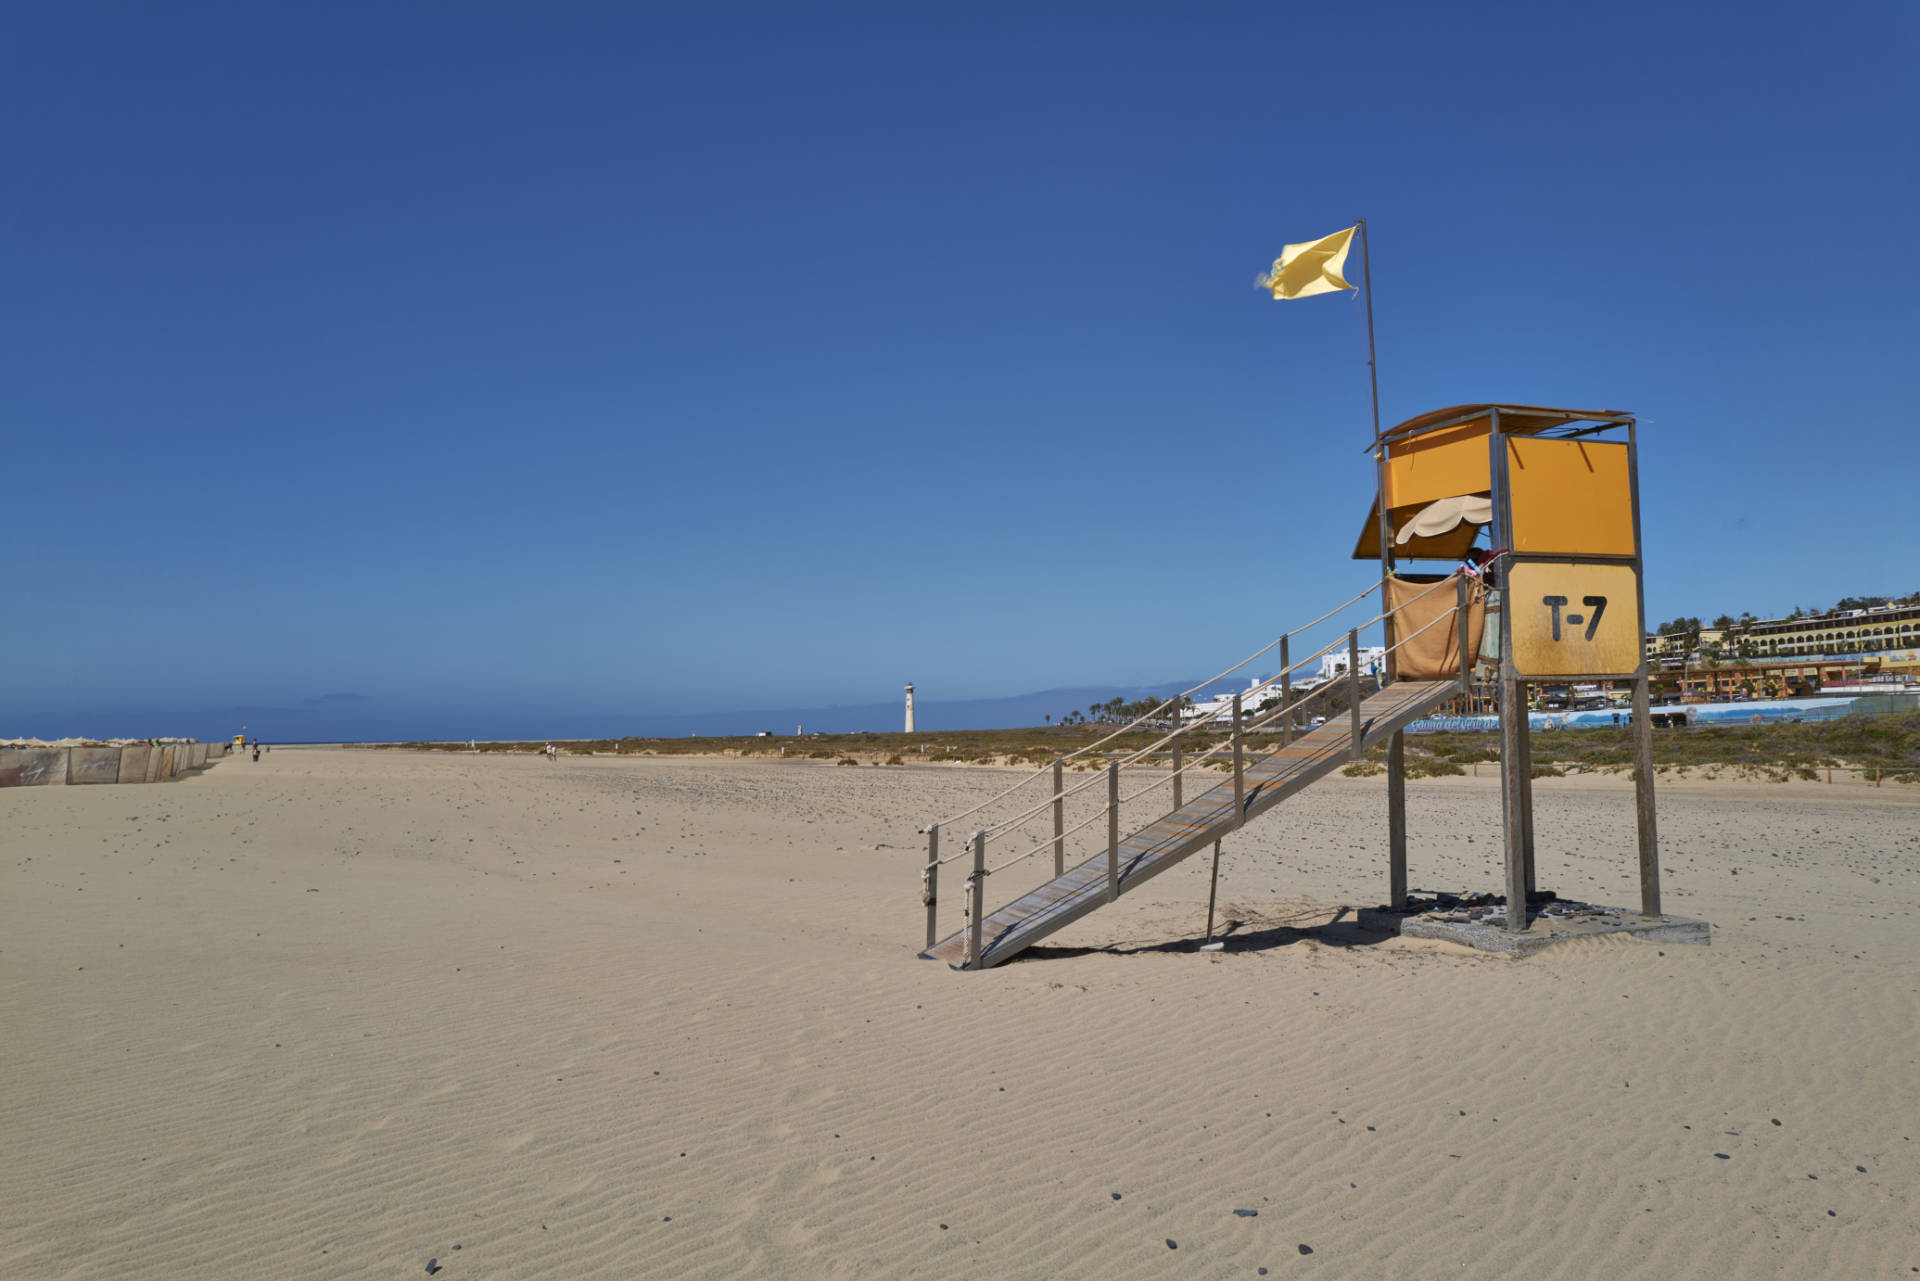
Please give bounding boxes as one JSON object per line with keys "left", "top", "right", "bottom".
{"left": 365, "top": 711, "right": 1920, "bottom": 783}
{"left": 1336, "top": 711, "right": 1920, "bottom": 782}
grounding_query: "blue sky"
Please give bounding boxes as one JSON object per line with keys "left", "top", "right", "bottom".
{"left": 5, "top": 2, "right": 1916, "bottom": 740}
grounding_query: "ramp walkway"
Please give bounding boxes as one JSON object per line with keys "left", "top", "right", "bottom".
{"left": 917, "top": 575, "right": 1479, "bottom": 970}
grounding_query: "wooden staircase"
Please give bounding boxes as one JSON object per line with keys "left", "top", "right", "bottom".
{"left": 921, "top": 679, "right": 1456, "bottom": 969}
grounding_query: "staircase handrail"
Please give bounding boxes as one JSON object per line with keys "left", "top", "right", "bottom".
{"left": 973, "top": 628, "right": 1355, "bottom": 844}
{"left": 973, "top": 572, "right": 1470, "bottom": 844}
{"left": 949, "top": 572, "right": 1475, "bottom": 874}
{"left": 919, "top": 578, "right": 1385, "bottom": 835}
{"left": 923, "top": 570, "right": 1481, "bottom": 954}
{"left": 981, "top": 677, "right": 1346, "bottom": 877}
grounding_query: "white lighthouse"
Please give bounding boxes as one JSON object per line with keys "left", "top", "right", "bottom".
{"left": 904, "top": 683, "right": 915, "bottom": 734}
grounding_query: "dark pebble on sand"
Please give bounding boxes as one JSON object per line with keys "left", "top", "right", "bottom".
{"left": 939, "top": 1224, "right": 948, "bottom": 1230}
{"left": 1772, "top": 1119, "right": 1781, "bottom": 1126}
{"left": 1234, "top": 1209, "right": 1258, "bottom": 1218}
{"left": 425, "top": 1262, "right": 439, "bottom": 1276}
{"left": 1111, "top": 1192, "right": 1121, "bottom": 1200}
{"left": 1714, "top": 1153, "right": 1730, "bottom": 1160}
{"left": 1259, "top": 1270, "right": 1269, "bottom": 1276}
{"left": 1166, "top": 1239, "right": 1178, "bottom": 1250}
{"left": 1857, "top": 1165, "right": 1868, "bottom": 1172}
{"left": 1298, "top": 1243, "right": 1313, "bottom": 1255}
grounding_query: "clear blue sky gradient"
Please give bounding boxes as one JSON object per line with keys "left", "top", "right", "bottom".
{"left": 6, "top": 2, "right": 1916, "bottom": 740}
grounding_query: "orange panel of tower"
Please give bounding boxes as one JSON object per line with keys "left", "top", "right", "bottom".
{"left": 1505, "top": 438, "right": 1636, "bottom": 557}
{"left": 1381, "top": 418, "right": 1491, "bottom": 512}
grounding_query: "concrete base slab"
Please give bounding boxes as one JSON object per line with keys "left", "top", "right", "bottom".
{"left": 1358, "top": 893, "right": 1710, "bottom": 957}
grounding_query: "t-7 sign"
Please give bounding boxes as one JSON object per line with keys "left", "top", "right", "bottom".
{"left": 1507, "top": 562, "right": 1642, "bottom": 678}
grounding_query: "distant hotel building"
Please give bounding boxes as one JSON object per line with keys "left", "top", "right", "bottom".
{"left": 1644, "top": 603, "right": 1920, "bottom": 699}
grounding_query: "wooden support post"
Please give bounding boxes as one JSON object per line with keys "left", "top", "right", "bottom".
{"left": 1106, "top": 762, "right": 1121, "bottom": 903}
{"left": 1387, "top": 730, "right": 1407, "bottom": 909}
{"left": 1172, "top": 737, "right": 1183, "bottom": 811}
{"left": 1280, "top": 635, "right": 1292, "bottom": 746}
{"left": 967, "top": 829, "right": 986, "bottom": 970}
{"left": 1205, "top": 838, "right": 1223, "bottom": 942}
{"left": 1632, "top": 673, "right": 1662, "bottom": 918}
{"left": 1517, "top": 689, "right": 1537, "bottom": 897}
{"left": 1052, "top": 758, "right": 1065, "bottom": 877}
{"left": 924, "top": 823, "right": 939, "bottom": 951}
{"left": 1232, "top": 693, "right": 1245, "bottom": 827}
{"left": 1348, "top": 629, "right": 1363, "bottom": 760}
{"left": 1500, "top": 676, "right": 1529, "bottom": 933}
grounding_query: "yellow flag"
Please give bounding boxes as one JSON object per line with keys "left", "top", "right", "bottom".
{"left": 1257, "top": 225, "right": 1356, "bottom": 300}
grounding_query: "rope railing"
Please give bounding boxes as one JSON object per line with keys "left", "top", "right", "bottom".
{"left": 976, "top": 624, "right": 1364, "bottom": 842}
{"left": 1132, "top": 571, "right": 1480, "bottom": 807}
{"left": 986, "top": 680, "right": 1347, "bottom": 879}
{"left": 980, "top": 571, "right": 1477, "bottom": 847}
{"left": 988, "top": 803, "right": 1110, "bottom": 875}
{"left": 1140, "top": 679, "right": 1334, "bottom": 791}
{"left": 923, "top": 570, "right": 1485, "bottom": 947}
{"left": 920, "top": 578, "right": 1386, "bottom": 834}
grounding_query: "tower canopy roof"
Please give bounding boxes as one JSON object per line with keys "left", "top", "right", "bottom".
{"left": 1376, "top": 403, "right": 1633, "bottom": 449}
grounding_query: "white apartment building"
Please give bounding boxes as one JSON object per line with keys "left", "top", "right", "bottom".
{"left": 1183, "top": 646, "right": 1387, "bottom": 724}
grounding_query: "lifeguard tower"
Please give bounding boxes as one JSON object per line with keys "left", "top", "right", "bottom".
{"left": 916, "top": 402, "right": 1675, "bottom": 967}
{"left": 1355, "top": 404, "right": 1660, "bottom": 931}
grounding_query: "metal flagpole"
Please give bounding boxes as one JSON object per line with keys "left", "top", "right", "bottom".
{"left": 1359, "top": 217, "right": 1405, "bottom": 906}
{"left": 1357, "top": 217, "right": 1381, "bottom": 443}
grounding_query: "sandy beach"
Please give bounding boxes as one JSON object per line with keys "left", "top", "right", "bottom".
{"left": 3, "top": 747, "right": 1916, "bottom": 1280}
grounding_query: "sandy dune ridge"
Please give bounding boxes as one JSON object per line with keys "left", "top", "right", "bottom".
{"left": 3, "top": 748, "right": 1916, "bottom": 1279}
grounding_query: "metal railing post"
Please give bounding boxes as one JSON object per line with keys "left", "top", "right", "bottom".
{"left": 1348, "top": 629, "right": 1364, "bottom": 761}
{"left": 967, "top": 830, "right": 987, "bottom": 970}
{"left": 1232, "top": 692, "right": 1245, "bottom": 827}
{"left": 1280, "top": 635, "right": 1292, "bottom": 745}
{"left": 1172, "top": 735, "right": 1183, "bottom": 811}
{"left": 1457, "top": 574, "right": 1472, "bottom": 692}
{"left": 1107, "top": 761, "right": 1120, "bottom": 903}
{"left": 1051, "top": 758, "right": 1065, "bottom": 877}
{"left": 923, "top": 823, "right": 939, "bottom": 950}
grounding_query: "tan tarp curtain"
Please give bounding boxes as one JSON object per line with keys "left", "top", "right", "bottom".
{"left": 1387, "top": 574, "right": 1486, "bottom": 681}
